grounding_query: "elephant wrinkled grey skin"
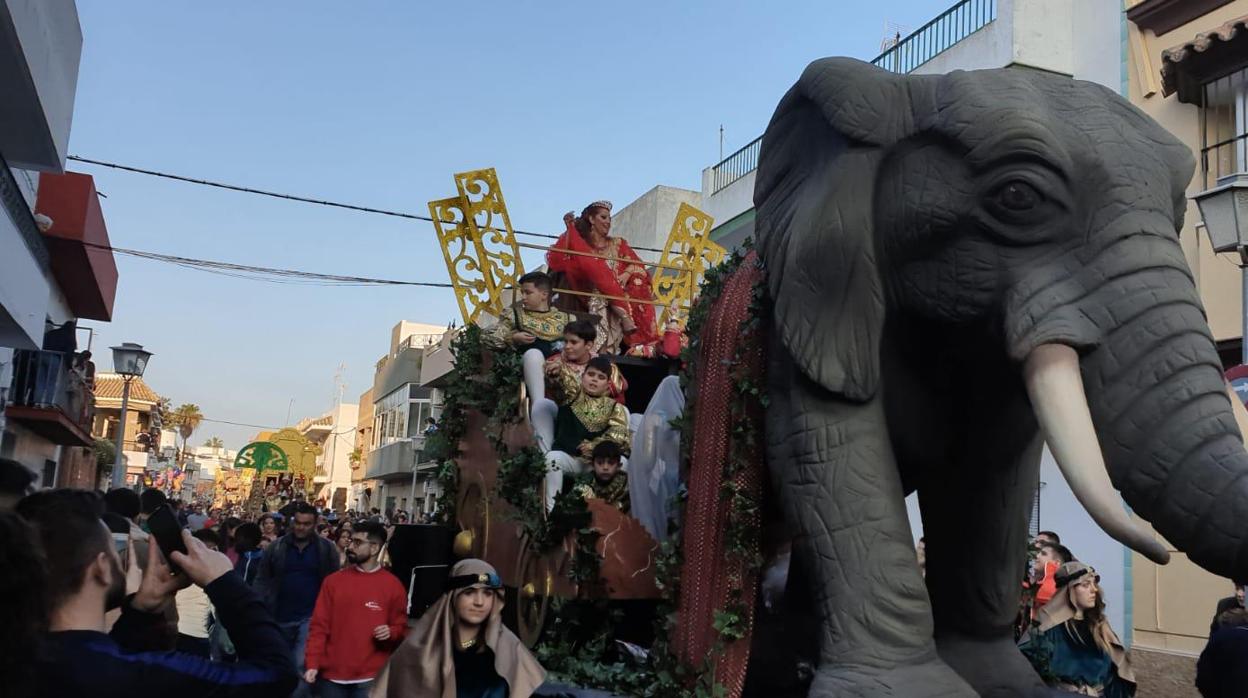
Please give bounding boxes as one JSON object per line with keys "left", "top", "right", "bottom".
{"left": 755, "top": 57, "right": 1248, "bottom": 696}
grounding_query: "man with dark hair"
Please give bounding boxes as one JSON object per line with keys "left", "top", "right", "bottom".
{"left": 255, "top": 499, "right": 341, "bottom": 697}
{"left": 0, "top": 457, "right": 34, "bottom": 511}
{"left": 1035, "top": 530, "right": 1060, "bottom": 545}
{"left": 19, "top": 489, "right": 297, "bottom": 696}
{"left": 1209, "top": 578, "right": 1247, "bottom": 636}
{"left": 1197, "top": 606, "right": 1248, "bottom": 697}
{"left": 1031, "top": 543, "right": 1075, "bottom": 613}
{"left": 104, "top": 487, "right": 151, "bottom": 571}
{"left": 304, "top": 521, "right": 407, "bottom": 696}
{"left": 139, "top": 487, "right": 168, "bottom": 524}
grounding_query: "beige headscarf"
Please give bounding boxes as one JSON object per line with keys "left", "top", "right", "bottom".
{"left": 1034, "top": 561, "right": 1135, "bottom": 685}
{"left": 370, "top": 558, "right": 545, "bottom": 698}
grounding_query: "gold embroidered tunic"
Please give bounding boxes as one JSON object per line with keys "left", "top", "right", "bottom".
{"left": 488, "top": 302, "right": 572, "bottom": 356}
{"left": 549, "top": 367, "right": 630, "bottom": 462}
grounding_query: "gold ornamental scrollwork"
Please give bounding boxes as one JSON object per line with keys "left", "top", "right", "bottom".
{"left": 429, "top": 168, "right": 525, "bottom": 326}
{"left": 652, "top": 202, "right": 723, "bottom": 327}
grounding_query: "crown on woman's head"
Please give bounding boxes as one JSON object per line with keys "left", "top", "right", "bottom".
{"left": 588, "top": 200, "right": 613, "bottom": 212}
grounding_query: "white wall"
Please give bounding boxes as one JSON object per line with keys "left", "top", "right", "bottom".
{"left": 610, "top": 185, "right": 702, "bottom": 262}
{"left": 699, "top": 168, "right": 756, "bottom": 235}
{"left": 322, "top": 402, "right": 358, "bottom": 490}
{"left": 1, "top": 0, "right": 82, "bottom": 171}
{"left": 0, "top": 206, "right": 52, "bottom": 349}
{"left": 913, "top": 0, "right": 1122, "bottom": 90}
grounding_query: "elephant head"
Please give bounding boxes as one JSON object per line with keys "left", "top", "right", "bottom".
{"left": 756, "top": 57, "right": 1248, "bottom": 582}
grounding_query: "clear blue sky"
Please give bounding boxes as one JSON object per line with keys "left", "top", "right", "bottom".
{"left": 71, "top": 0, "right": 950, "bottom": 449}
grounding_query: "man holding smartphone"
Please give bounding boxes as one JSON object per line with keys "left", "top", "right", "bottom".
{"left": 19, "top": 489, "right": 298, "bottom": 697}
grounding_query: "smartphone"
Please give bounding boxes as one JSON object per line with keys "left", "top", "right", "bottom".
{"left": 147, "top": 504, "right": 188, "bottom": 573}
{"left": 111, "top": 532, "right": 130, "bottom": 569}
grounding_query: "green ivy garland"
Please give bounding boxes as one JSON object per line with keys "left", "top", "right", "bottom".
{"left": 425, "top": 323, "right": 601, "bottom": 581}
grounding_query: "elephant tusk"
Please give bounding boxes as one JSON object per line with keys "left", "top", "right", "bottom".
{"left": 1023, "top": 344, "right": 1171, "bottom": 565}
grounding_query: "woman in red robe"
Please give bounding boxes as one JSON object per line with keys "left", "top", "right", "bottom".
{"left": 546, "top": 200, "right": 657, "bottom": 353}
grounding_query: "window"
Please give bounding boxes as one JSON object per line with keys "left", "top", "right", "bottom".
{"left": 42, "top": 459, "right": 57, "bottom": 488}
{"left": 1201, "top": 67, "right": 1248, "bottom": 189}
{"left": 372, "top": 384, "right": 432, "bottom": 448}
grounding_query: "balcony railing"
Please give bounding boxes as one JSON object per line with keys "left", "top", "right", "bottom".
{"left": 872, "top": 0, "right": 997, "bottom": 74}
{"left": 709, "top": 136, "right": 763, "bottom": 195}
{"left": 7, "top": 349, "right": 94, "bottom": 442}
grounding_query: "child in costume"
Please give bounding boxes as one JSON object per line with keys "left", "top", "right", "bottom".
{"left": 532, "top": 356, "right": 631, "bottom": 512}
{"left": 543, "top": 319, "right": 628, "bottom": 404}
{"left": 488, "top": 271, "right": 573, "bottom": 411}
{"left": 579, "top": 441, "right": 630, "bottom": 514}
{"left": 370, "top": 559, "right": 545, "bottom": 698}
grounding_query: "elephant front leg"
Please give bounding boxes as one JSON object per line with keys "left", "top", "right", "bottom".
{"left": 918, "top": 404, "right": 1051, "bottom": 697}
{"left": 768, "top": 360, "right": 974, "bottom": 697}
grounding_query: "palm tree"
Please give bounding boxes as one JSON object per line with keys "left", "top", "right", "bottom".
{"left": 170, "top": 403, "right": 204, "bottom": 463}
{"left": 204, "top": 436, "right": 224, "bottom": 451}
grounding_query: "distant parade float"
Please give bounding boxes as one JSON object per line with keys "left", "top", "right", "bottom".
{"left": 214, "top": 427, "right": 322, "bottom": 513}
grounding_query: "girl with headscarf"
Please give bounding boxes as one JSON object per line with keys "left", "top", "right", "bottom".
{"left": 1019, "top": 561, "right": 1136, "bottom": 697}
{"left": 371, "top": 559, "right": 545, "bottom": 698}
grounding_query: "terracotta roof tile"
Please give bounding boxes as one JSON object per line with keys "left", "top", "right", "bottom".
{"left": 1160, "top": 14, "right": 1248, "bottom": 98}
{"left": 92, "top": 373, "right": 161, "bottom": 403}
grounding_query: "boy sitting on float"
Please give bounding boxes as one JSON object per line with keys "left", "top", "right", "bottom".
{"left": 532, "top": 355, "right": 630, "bottom": 512}
{"left": 577, "top": 441, "right": 630, "bottom": 513}
{"left": 545, "top": 319, "right": 627, "bottom": 403}
{"left": 487, "top": 270, "right": 574, "bottom": 414}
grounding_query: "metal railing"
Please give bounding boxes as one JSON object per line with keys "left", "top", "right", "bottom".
{"left": 8, "top": 349, "right": 93, "bottom": 427}
{"left": 710, "top": 135, "right": 763, "bottom": 195}
{"left": 707, "top": 0, "right": 995, "bottom": 197}
{"left": 872, "top": 0, "right": 997, "bottom": 74}
{"left": 1201, "top": 133, "right": 1248, "bottom": 190}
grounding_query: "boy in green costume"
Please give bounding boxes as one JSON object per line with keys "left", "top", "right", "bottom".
{"left": 534, "top": 356, "right": 630, "bottom": 512}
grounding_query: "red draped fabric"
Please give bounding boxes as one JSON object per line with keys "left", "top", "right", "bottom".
{"left": 546, "top": 222, "right": 658, "bottom": 345}
{"left": 674, "top": 251, "right": 765, "bottom": 698}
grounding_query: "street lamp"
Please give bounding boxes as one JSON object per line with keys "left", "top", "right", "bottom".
{"left": 1194, "top": 173, "right": 1248, "bottom": 364}
{"left": 109, "top": 343, "right": 153, "bottom": 489}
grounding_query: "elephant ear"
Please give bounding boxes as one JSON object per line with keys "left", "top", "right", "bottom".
{"left": 754, "top": 57, "right": 925, "bottom": 402}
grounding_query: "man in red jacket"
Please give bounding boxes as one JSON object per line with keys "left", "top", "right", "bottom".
{"left": 304, "top": 521, "right": 407, "bottom": 696}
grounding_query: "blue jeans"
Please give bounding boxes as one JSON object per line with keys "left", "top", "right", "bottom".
{"left": 279, "top": 618, "right": 312, "bottom": 698}
{"left": 315, "top": 679, "right": 374, "bottom": 697}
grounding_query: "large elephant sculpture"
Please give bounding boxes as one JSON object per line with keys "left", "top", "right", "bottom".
{"left": 754, "top": 58, "right": 1248, "bottom": 696}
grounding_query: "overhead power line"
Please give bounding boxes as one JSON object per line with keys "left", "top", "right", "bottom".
{"left": 67, "top": 155, "right": 667, "bottom": 253}
{"left": 82, "top": 240, "right": 453, "bottom": 288}
{"left": 200, "top": 417, "right": 282, "bottom": 430}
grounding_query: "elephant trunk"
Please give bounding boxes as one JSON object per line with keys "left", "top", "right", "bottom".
{"left": 1074, "top": 297, "right": 1248, "bottom": 580}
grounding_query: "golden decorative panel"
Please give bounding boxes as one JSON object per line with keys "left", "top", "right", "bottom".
{"left": 652, "top": 202, "right": 724, "bottom": 327}
{"left": 429, "top": 168, "right": 524, "bottom": 326}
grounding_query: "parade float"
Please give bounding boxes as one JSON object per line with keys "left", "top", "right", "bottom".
{"left": 406, "top": 58, "right": 1248, "bottom": 697}
{"left": 214, "top": 428, "right": 321, "bottom": 514}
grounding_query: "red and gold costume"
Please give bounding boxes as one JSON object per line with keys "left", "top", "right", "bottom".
{"left": 547, "top": 202, "right": 658, "bottom": 352}
{"left": 545, "top": 351, "right": 628, "bottom": 404}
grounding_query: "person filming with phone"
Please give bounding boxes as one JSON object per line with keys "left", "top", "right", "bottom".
{"left": 18, "top": 490, "right": 297, "bottom": 697}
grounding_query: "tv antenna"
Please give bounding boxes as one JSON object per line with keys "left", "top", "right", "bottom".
{"left": 880, "top": 20, "right": 910, "bottom": 51}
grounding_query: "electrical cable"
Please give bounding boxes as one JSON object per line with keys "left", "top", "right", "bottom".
{"left": 199, "top": 417, "right": 282, "bottom": 430}
{"left": 80, "top": 240, "right": 454, "bottom": 288}
{"left": 67, "top": 155, "right": 668, "bottom": 253}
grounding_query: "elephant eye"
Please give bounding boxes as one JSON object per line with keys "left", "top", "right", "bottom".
{"left": 992, "top": 180, "right": 1042, "bottom": 212}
